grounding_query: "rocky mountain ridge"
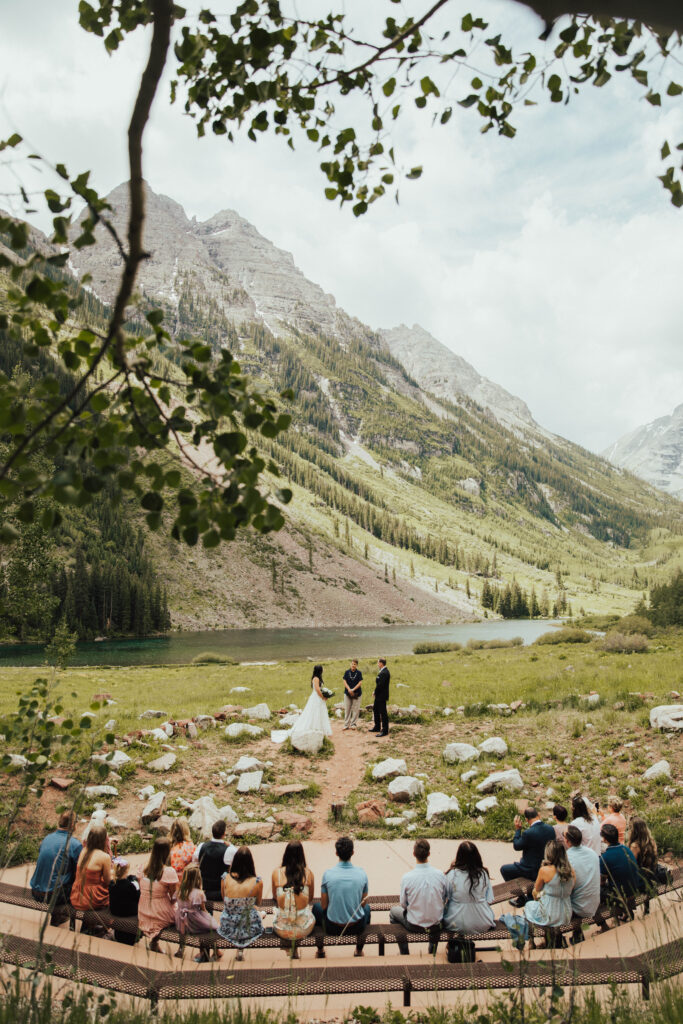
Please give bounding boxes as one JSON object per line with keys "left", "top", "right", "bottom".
{"left": 603, "top": 404, "right": 683, "bottom": 500}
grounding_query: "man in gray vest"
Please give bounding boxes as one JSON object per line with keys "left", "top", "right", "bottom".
{"left": 193, "top": 820, "right": 237, "bottom": 902}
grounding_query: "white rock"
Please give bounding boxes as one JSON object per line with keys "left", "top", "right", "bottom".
{"left": 627, "top": 786, "right": 638, "bottom": 798}
{"left": 159, "top": 721, "right": 174, "bottom": 737}
{"left": 237, "top": 770, "right": 263, "bottom": 793}
{"left": 187, "top": 795, "right": 238, "bottom": 837}
{"left": 402, "top": 810, "right": 417, "bottom": 820}
{"left": 85, "top": 785, "right": 118, "bottom": 798}
{"left": 225, "top": 722, "right": 264, "bottom": 739}
{"left": 104, "top": 719, "right": 116, "bottom": 732}
{"left": 138, "top": 785, "right": 155, "bottom": 801}
{"left": 232, "top": 755, "right": 266, "bottom": 774}
{"left": 476, "top": 769, "right": 524, "bottom": 793}
{"left": 478, "top": 737, "right": 508, "bottom": 757}
{"left": 270, "top": 729, "right": 292, "bottom": 744}
{"left": 216, "top": 804, "right": 239, "bottom": 824}
{"left": 460, "top": 769, "right": 478, "bottom": 784}
{"left": 8, "top": 754, "right": 28, "bottom": 768}
{"left": 443, "top": 742, "right": 480, "bottom": 763}
{"left": 372, "top": 758, "right": 408, "bottom": 780}
{"left": 475, "top": 796, "right": 499, "bottom": 813}
{"left": 581, "top": 693, "right": 601, "bottom": 706}
{"left": 231, "top": 687, "right": 250, "bottom": 693}
{"left": 650, "top": 705, "right": 683, "bottom": 731}
{"left": 442, "top": 708, "right": 454, "bottom": 716}
{"left": 279, "top": 713, "right": 301, "bottom": 727}
{"left": 643, "top": 759, "right": 671, "bottom": 781}
{"left": 196, "top": 715, "right": 217, "bottom": 729}
{"left": 388, "top": 776, "right": 425, "bottom": 802}
{"left": 385, "top": 817, "right": 405, "bottom": 826}
{"left": 148, "top": 752, "right": 176, "bottom": 772}
{"left": 140, "top": 710, "right": 168, "bottom": 719}
{"left": 141, "top": 791, "right": 166, "bottom": 825}
{"left": 426, "top": 792, "right": 460, "bottom": 823}
{"left": 290, "top": 728, "right": 325, "bottom": 754}
{"left": 406, "top": 823, "right": 417, "bottom": 833}
{"left": 243, "top": 703, "right": 271, "bottom": 721}
{"left": 92, "top": 749, "right": 132, "bottom": 769}
{"left": 149, "top": 728, "right": 169, "bottom": 743}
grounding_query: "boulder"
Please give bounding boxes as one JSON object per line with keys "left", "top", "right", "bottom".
{"left": 138, "top": 784, "right": 156, "bottom": 801}
{"left": 397, "top": 705, "right": 421, "bottom": 718}
{"left": 92, "top": 749, "right": 132, "bottom": 769}
{"left": 149, "top": 815, "right": 174, "bottom": 835}
{"left": 85, "top": 785, "right": 118, "bottom": 798}
{"left": 460, "top": 769, "right": 478, "bottom": 784}
{"left": 279, "top": 713, "right": 301, "bottom": 727}
{"left": 476, "top": 769, "right": 524, "bottom": 794}
{"left": 188, "top": 795, "right": 238, "bottom": 837}
{"left": 104, "top": 719, "right": 116, "bottom": 732}
{"left": 273, "top": 810, "right": 313, "bottom": 833}
{"left": 270, "top": 783, "right": 308, "bottom": 798}
{"left": 270, "top": 729, "right": 293, "bottom": 745}
{"left": 478, "top": 737, "right": 508, "bottom": 757}
{"left": 385, "top": 817, "right": 405, "bottom": 826}
{"left": 233, "top": 822, "right": 275, "bottom": 839}
{"left": 232, "top": 755, "right": 266, "bottom": 774}
{"left": 426, "top": 792, "right": 460, "bottom": 824}
{"left": 196, "top": 715, "right": 217, "bottom": 730}
{"left": 49, "top": 777, "right": 74, "bottom": 790}
{"left": 141, "top": 791, "right": 166, "bottom": 824}
{"left": 649, "top": 705, "right": 683, "bottom": 731}
{"left": 140, "top": 710, "right": 168, "bottom": 719}
{"left": 475, "top": 796, "right": 499, "bottom": 813}
{"left": 643, "top": 760, "right": 671, "bottom": 781}
{"left": 443, "top": 742, "right": 480, "bottom": 764}
{"left": 581, "top": 692, "right": 600, "bottom": 705}
{"left": 237, "top": 770, "right": 263, "bottom": 793}
{"left": 442, "top": 708, "right": 454, "bottom": 716}
{"left": 148, "top": 752, "right": 177, "bottom": 772}
{"left": 216, "top": 803, "right": 239, "bottom": 824}
{"left": 7, "top": 754, "right": 28, "bottom": 768}
{"left": 387, "top": 776, "right": 425, "bottom": 802}
{"left": 243, "top": 703, "right": 271, "bottom": 721}
{"left": 159, "top": 721, "right": 174, "bottom": 737}
{"left": 149, "top": 728, "right": 170, "bottom": 743}
{"left": 356, "top": 799, "right": 388, "bottom": 824}
{"left": 186, "top": 722, "right": 199, "bottom": 740}
{"left": 225, "top": 722, "right": 264, "bottom": 739}
{"left": 372, "top": 757, "right": 407, "bottom": 780}
{"left": 290, "top": 730, "right": 325, "bottom": 754}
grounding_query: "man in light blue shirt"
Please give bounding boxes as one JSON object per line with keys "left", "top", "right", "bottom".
{"left": 390, "top": 839, "right": 448, "bottom": 952}
{"left": 565, "top": 824, "right": 601, "bottom": 943}
{"left": 313, "top": 836, "right": 370, "bottom": 935}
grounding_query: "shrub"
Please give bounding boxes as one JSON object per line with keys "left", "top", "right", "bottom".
{"left": 534, "top": 628, "right": 592, "bottom": 645}
{"left": 413, "top": 641, "right": 462, "bottom": 654}
{"left": 599, "top": 632, "right": 649, "bottom": 653}
{"left": 615, "top": 614, "right": 655, "bottom": 637}
{"left": 466, "top": 637, "right": 523, "bottom": 650}
{"left": 191, "top": 652, "right": 235, "bottom": 664}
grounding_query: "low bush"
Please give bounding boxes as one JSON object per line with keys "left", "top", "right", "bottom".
{"left": 467, "top": 636, "right": 523, "bottom": 650}
{"left": 600, "top": 632, "right": 649, "bottom": 653}
{"left": 534, "top": 627, "right": 593, "bottom": 645}
{"left": 614, "top": 614, "right": 655, "bottom": 637}
{"left": 413, "top": 641, "right": 462, "bottom": 654}
{"left": 191, "top": 651, "right": 235, "bottom": 664}
{"left": 574, "top": 613, "right": 620, "bottom": 630}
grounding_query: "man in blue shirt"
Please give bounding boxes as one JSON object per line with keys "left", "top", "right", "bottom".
{"left": 599, "top": 823, "right": 641, "bottom": 918}
{"left": 501, "top": 808, "right": 555, "bottom": 906}
{"left": 30, "top": 811, "right": 82, "bottom": 925}
{"left": 313, "top": 836, "right": 370, "bottom": 936}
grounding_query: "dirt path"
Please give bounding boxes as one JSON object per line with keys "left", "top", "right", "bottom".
{"left": 308, "top": 720, "right": 372, "bottom": 840}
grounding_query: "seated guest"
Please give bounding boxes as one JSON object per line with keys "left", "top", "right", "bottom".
{"left": 501, "top": 808, "right": 555, "bottom": 905}
{"left": 569, "top": 796, "right": 602, "bottom": 855}
{"left": 108, "top": 856, "right": 140, "bottom": 946}
{"left": 443, "top": 841, "right": 495, "bottom": 935}
{"left": 390, "top": 839, "right": 448, "bottom": 951}
{"left": 138, "top": 837, "right": 179, "bottom": 953}
{"left": 194, "top": 820, "right": 238, "bottom": 902}
{"left": 565, "top": 825, "right": 600, "bottom": 931}
{"left": 599, "top": 823, "right": 641, "bottom": 914}
{"left": 524, "top": 840, "right": 575, "bottom": 940}
{"left": 82, "top": 809, "right": 112, "bottom": 856}
{"left": 552, "top": 805, "right": 569, "bottom": 844}
{"left": 629, "top": 817, "right": 658, "bottom": 892}
{"left": 313, "top": 836, "right": 370, "bottom": 936}
{"left": 217, "top": 845, "right": 264, "bottom": 958}
{"left": 70, "top": 825, "right": 111, "bottom": 914}
{"left": 170, "top": 818, "right": 196, "bottom": 876}
{"left": 30, "top": 810, "right": 82, "bottom": 925}
{"left": 598, "top": 796, "right": 627, "bottom": 843}
{"left": 272, "top": 840, "right": 316, "bottom": 944}
{"left": 175, "top": 863, "right": 220, "bottom": 962}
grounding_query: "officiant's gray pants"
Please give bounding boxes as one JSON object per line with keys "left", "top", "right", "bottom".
{"left": 344, "top": 694, "right": 361, "bottom": 728}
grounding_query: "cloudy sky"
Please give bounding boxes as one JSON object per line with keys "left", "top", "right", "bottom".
{"left": 1, "top": 1, "right": 682, "bottom": 453}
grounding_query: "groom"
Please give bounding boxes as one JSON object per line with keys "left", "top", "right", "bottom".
{"left": 369, "top": 657, "right": 390, "bottom": 737}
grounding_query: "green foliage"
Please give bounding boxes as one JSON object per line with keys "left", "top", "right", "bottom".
{"left": 534, "top": 627, "right": 593, "bottom": 645}
{"left": 599, "top": 631, "right": 649, "bottom": 653}
{"left": 45, "top": 617, "right": 78, "bottom": 669}
{"left": 645, "top": 569, "right": 683, "bottom": 627}
{"left": 466, "top": 636, "right": 523, "bottom": 650}
{"left": 614, "top": 614, "right": 655, "bottom": 636}
{"left": 413, "top": 641, "right": 462, "bottom": 654}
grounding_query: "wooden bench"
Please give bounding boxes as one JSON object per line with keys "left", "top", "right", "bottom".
{"left": 0, "top": 932, "right": 681, "bottom": 1006}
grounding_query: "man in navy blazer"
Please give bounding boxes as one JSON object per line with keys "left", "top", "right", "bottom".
{"left": 501, "top": 808, "right": 555, "bottom": 902}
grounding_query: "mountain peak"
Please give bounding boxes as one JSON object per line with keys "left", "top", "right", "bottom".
{"left": 603, "top": 403, "right": 683, "bottom": 499}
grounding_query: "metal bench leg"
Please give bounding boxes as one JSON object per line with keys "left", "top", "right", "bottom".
{"left": 641, "top": 975, "right": 650, "bottom": 1001}
{"left": 315, "top": 935, "right": 325, "bottom": 959}
{"left": 354, "top": 933, "right": 365, "bottom": 957}
{"left": 402, "top": 978, "right": 412, "bottom": 1008}
{"left": 378, "top": 934, "right": 385, "bottom": 957}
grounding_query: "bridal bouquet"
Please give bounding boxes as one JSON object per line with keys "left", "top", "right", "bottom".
{"left": 321, "top": 686, "right": 335, "bottom": 700}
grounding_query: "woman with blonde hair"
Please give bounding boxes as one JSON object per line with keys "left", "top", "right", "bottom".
{"left": 138, "top": 836, "right": 179, "bottom": 952}
{"left": 70, "top": 825, "right": 111, "bottom": 913}
{"left": 523, "top": 840, "right": 575, "bottom": 937}
{"left": 170, "top": 818, "right": 196, "bottom": 876}
{"left": 175, "top": 863, "right": 220, "bottom": 962}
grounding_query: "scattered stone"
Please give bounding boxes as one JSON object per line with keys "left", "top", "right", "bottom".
{"left": 138, "top": 785, "right": 155, "bottom": 801}
{"left": 233, "top": 822, "right": 275, "bottom": 839}
{"left": 426, "top": 793, "right": 460, "bottom": 823}
{"left": 232, "top": 755, "right": 266, "bottom": 774}
{"left": 649, "top": 705, "right": 683, "bottom": 732}
{"left": 397, "top": 704, "right": 421, "bottom": 718}
{"left": 643, "top": 760, "right": 671, "bottom": 781}
{"left": 85, "top": 785, "right": 118, "bottom": 798}
{"left": 49, "top": 777, "right": 74, "bottom": 791}
{"left": 93, "top": 693, "right": 112, "bottom": 702}
{"left": 388, "top": 776, "right": 425, "bottom": 802}
{"left": 357, "top": 799, "right": 388, "bottom": 824}
{"left": 104, "top": 719, "right": 116, "bottom": 732}
{"left": 148, "top": 753, "right": 177, "bottom": 773}
{"left": 159, "top": 721, "right": 174, "bottom": 737}
{"left": 279, "top": 713, "right": 301, "bottom": 727}
{"left": 225, "top": 722, "right": 264, "bottom": 739}
{"left": 91, "top": 749, "right": 132, "bottom": 769}
{"left": 406, "top": 823, "right": 417, "bottom": 833}
{"left": 270, "top": 729, "right": 292, "bottom": 745}
{"left": 148, "top": 814, "right": 173, "bottom": 835}
{"left": 478, "top": 737, "right": 508, "bottom": 757}
{"left": 442, "top": 708, "right": 454, "bottom": 716}
{"left": 186, "top": 722, "right": 199, "bottom": 740}
{"left": 460, "top": 769, "right": 478, "bottom": 784}
{"left": 219, "top": 706, "right": 244, "bottom": 716}
{"left": 273, "top": 810, "right": 312, "bottom": 833}
{"left": 581, "top": 693, "right": 600, "bottom": 706}
{"left": 140, "top": 710, "right": 168, "bottom": 719}
{"left": 627, "top": 786, "right": 638, "bottom": 798}
{"left": 476, "top": 769, "right": 524, "bottom": 794}
{"left": 475, "top": 796, "right": 499, "bottom": 813}
{"left": 141, "top": 791, "right": 167, "bottom": 825}
{"left": 237, "top": 770, "right": 263, "bottom": 793}
{"left": 443, "top": 742, "right": 480, "bottom": 764}
{"left": 243, "top": 703, "right": 271, "bottom": 721}
{"left": 385, "top": 817, "right": 405, "bottom": 826}
{"left": 149, "top": 728, "right": 170, "bottom": 743}
{"left": 271, "top": 784, "right": 309, "bottom": 798}
{"left": 510, "top": 700, "right": 524, "bottom": 712}
{"left": 188, "top": 796, "right": 238, "bottom": 837}
{"left": 231, "top": 687, "right": 250, "bottom": 693}
{"left": 372, "top": 758, "right": 407, "bottom": 780}
{"left": 196, "top": 715, "right": 217, "bottom": 730}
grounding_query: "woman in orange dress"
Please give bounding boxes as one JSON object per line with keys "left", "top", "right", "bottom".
{"left": 70, "top": 825, "right": 111, "bottom": 914}
{"left": 169, "top": 818, "right": 196, "bottom": 877}
{"left": 138, "top": 837, "right": 179, "bottom": 952}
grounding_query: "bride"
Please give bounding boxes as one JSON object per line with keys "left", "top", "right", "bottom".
{"left": 289, "top": 664, "right": 332, "bottom": 753}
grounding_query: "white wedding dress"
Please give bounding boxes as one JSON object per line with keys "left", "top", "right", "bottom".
{"left": 289, "top": 683, "right": 332, "bottom": 754}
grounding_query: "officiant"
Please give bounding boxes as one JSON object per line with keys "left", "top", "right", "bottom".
{"left": 369, "top": 657, "right": 390, "bottom": 737}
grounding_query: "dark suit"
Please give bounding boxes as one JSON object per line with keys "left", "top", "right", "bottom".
{"left": 501, "top": 820, "right": 556, "bottom": 882}
{"left": 373, "top": 666, "right": 390, "bottom": 734}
